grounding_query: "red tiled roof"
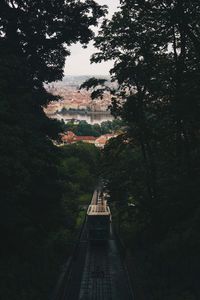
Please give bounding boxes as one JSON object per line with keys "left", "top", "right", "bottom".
{"left": 65, "top": 131, "right": 76, "bottom": 137}
{"left": 62, "top": 136, "right": 73, "bottom": 141}
{"left": 75, "top": 136, "right": 96, "bottom": 141}
{"left": 61, "top": 131, "right": 96, "bottom": 143}
{"left": 95, "top": 136, "right": 107, "bottom": 144}
{"left": 61, "top": 131, "right": 76, "bottom": 142}
{"left": 61, "top": 131, "right": 116, "bottom": 145}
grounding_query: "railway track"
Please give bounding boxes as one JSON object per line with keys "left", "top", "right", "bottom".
{"left": 78, "top": 226, "right": 133, "bottom": 300}
{"left": 53, "top": 190, "right": 134, "bottom": 300}
{"left": 79, "top": 243, "right": 112, "bottom": 300}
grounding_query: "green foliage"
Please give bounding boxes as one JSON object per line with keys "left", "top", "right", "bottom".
{"left": 96, "top": 1, "right": 200, "bottom": 299}
{"left": 0, "top": 0, "right": 105, "bottom": 299}
{"left": 80, "top": 77, "right": 108, "bottom": 99}
{"left": 58, "top": 143, "right": 100, "bottom": 233}
{"left": 0, "top": 0, "right": 106, "bottom": 85}
{"left": 80, "top": 77, "right": 108, "bottom": 90}
{"left": 62, "top": 119, "right": 124, "bottom": 136}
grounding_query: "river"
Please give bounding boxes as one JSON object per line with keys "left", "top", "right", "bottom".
{"left": 51, "top": 112, "right": 114, "bottom": 125}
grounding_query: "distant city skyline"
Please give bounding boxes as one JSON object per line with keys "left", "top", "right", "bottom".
{"left": 64, "top": 0, "right": 119, "bottom": 76}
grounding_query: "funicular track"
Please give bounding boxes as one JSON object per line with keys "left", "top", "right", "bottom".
{"left": 79, "top": 242, "right": 112, "bottom": 300}
{"left": 53, "top": 190, "right": 134, "bottom": 300}
{"left": 78, "top": 227, "right": 133, "bottom": 300}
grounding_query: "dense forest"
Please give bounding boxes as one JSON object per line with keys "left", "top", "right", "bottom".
{"left": 91, "top": 1, "right": 200, "bottom": 299}
{"left": 1, "top": 0, "right": 200, "bottom": 299}
{"left": 0, "top": 0, "right": 103, "bottom": 299}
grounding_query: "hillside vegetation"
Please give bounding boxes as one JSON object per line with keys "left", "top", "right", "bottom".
{"left": 94, "top": 1, "right": 200, "bottom": 299}
{"left": 0, "top": 1, "right": 104, "bottom": 299}
{"left": 1, "top": 0, "right": 200, "bottom": 299}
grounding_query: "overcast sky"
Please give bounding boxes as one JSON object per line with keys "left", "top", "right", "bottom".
{"left": 64, "top": 0, "right": 120, "bottom": 76}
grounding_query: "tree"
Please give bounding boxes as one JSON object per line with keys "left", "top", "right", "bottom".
{"left": 0, "top": 0, "right": 106, "bottom": 110}
{"left": 93, "top": 0, "right": 200, "bottom": 214}
{"left": 93, "top": 1, "right": 200, "bottom": 298}
{"left": 0, "top": 1, "right": 106, "bottom": 299}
